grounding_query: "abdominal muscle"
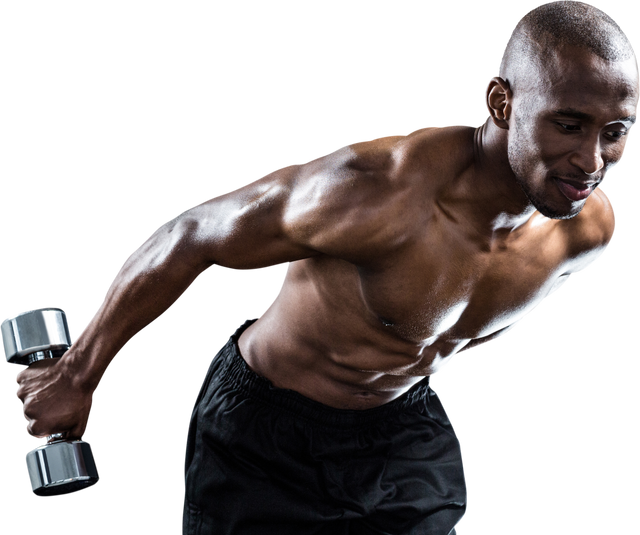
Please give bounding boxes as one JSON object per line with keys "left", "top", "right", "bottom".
{"left": 239, "top": 321, "right": 436, "bottom": 410}
{"left": 237, "top": 261, "right": 471, "bottom": 410}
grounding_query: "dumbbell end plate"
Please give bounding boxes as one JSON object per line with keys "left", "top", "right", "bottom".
{"left": 2, "top": 308, "right": 71, "bottom": 365}
{"left": 26, "top": 440, "right": 99, "bottom": 497}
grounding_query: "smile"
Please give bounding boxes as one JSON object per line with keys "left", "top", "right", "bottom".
{"left": 554, "top": 177, "right": 597, "bottom": 202}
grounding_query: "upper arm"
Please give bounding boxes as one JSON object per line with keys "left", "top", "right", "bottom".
{"left": 175, "top": 138, "right": 408, "bottom": 269}
{"left": 536, "top": 188, "right": 614, "bottom": 300}
{"left": 563, "top": 188, "right": 615, "bottom": 274}
{"left": 281, "top": 139, "right": 411, "bottom": 262}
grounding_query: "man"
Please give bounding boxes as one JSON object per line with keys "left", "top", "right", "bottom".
{"left": 14, "top": 2, "right": 638, "bottom": 534}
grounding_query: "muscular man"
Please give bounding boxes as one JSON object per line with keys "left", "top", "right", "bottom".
{"left": 15, "top": 2, "right": 638, "bottom": 534}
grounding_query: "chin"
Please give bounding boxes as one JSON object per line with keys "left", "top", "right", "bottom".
{"left": 531, "top": 198, "right": 585, "bottom": 220}
{"left": 515, "top": 174, "right": 587, "bottom": 220}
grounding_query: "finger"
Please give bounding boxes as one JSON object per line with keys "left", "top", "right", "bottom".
{"left": 74, "top": 427, "right": 85, "bottom": 440}
{"left": 13, "top": 368, "right": 26, "bottom": 385}
{"left": 27, "top": 420, "right": 47, "bottom": 438}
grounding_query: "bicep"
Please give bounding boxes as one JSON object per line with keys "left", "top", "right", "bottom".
{"left": 562, "top": 188, "right": 615, "bottom": 274}
{"left": 570, "top": 186, "right": 618, "bottom": 276}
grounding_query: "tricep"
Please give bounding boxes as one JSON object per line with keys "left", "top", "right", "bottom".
{"left": 183, "top": 166, "right": 314, "bottom": 272}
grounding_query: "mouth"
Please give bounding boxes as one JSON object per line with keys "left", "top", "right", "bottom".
{"left": 554, "top": 177, "right": 598, "bottom": 202}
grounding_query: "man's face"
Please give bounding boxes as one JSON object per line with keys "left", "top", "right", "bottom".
{"left": 507, "top": 47, "right": 639, "bottom": 220}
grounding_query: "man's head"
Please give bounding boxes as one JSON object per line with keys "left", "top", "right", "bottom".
{"left": 487, "top": 1, "right": 639, "bottom": 219}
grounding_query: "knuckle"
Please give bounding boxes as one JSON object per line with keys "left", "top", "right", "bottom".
{"left": 27, "top": 421, "right": 39, "bottom": 437}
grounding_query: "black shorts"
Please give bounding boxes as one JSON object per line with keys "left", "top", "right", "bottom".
{"left": 183, "top": 321, "right": 466, "bottom": 535}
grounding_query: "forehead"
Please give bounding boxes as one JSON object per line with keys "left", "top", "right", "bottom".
{"left": 530, "top": 46, "right": 639, "bottom": 116}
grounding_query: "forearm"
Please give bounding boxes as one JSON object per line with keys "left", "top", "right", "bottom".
{"left": 66, "top": 215, "right": 210, "bottom": 391}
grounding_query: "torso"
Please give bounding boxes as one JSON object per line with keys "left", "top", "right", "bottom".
{"left": 238, "top": 126, "right": 610, "bottom": 409}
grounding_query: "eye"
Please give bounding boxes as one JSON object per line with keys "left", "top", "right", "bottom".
{"left": 607, "top": 130, "right": 628, "bottom": 139}
{"left": 556, "top": 123, "right": 629, "bottom": 141}
{"left": 556, "top": 122, "right": 581, "bottom": 132}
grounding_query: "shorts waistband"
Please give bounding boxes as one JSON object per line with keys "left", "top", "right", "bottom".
{"left": 216, "top": 320, "right": 432, "bottom": 429}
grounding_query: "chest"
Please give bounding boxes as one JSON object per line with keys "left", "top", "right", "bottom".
{"left": 357, "top": 221, "right": 569, "bottom": 342}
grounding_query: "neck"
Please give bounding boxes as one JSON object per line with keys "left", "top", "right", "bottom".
{"left": 469, "top": 119, "right": 538, "bottom": 233}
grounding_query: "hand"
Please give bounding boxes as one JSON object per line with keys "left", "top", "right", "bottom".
{"left": 16, "top": 355, "right": 93, "bottom": 439}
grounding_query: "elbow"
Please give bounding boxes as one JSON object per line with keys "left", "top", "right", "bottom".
{"left": 132, "top": 221, "right": 186, "bottom": 273}
{"left": 171, "top": 203, "right": 248, "bottom": 269}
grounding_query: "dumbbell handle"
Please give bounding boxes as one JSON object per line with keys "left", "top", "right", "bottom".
{"left": 48, "top": 432, "right": 68, "bottom": 441}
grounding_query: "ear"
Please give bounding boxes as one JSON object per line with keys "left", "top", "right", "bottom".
{"left": 486, "top": 77, "right": 512, "bottom": 129}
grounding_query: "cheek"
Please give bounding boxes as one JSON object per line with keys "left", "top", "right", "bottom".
{"left": 508, "top": 124, "right": 547, "bottom": 175}
{"left": 513, "top": 115, "right": 546, "bottom": 155}
{"left": 528, "top": 124, "right": 575, "bottom": 168}
{"left": 603, "top": 140, "right": 627, "bottom": 168}
{"left": 612, "top": 131, "right": 633, "bottom": 162}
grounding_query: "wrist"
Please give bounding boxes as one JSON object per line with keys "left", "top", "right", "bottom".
{"left": 61, "top": 345, "right": 104, "bottom": 394}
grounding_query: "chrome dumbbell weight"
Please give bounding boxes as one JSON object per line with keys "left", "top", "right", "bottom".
{"left": 1, "top": 308, "right": 99, "bottom": 496}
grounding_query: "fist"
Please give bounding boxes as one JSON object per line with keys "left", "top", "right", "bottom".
{"left": 16, "top": 356, "right": 93, "bottom": 439}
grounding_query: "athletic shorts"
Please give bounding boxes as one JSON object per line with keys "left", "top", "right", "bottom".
{"left": 183, "top": 320, "right": 466, "bottom": 535}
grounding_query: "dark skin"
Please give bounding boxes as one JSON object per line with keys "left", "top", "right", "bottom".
{"left": 17, "top": 45, "right": 639, "bottom": 438}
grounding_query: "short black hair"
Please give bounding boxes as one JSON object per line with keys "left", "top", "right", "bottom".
{"left": 500, "top": 1, "right": 634, "bottom": 89}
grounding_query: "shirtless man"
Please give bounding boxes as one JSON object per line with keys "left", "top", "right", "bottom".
{"left": 15, "top": 2, "right": 638, "bottom": 534}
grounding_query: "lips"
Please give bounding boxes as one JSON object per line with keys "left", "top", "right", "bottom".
{"left": 554, "top": 177, "right": 597, "bottom": 202}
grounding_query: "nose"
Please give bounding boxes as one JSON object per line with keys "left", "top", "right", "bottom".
{"left": 569, "top": 137, "right": 605, "bottom": 176}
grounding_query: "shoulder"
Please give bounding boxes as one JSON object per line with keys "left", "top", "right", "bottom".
{"left": 561, "top": 188, "right": 615, "bottom": 272}
{"left": 285, "top": 135, "right": 406, "bottom": 218}
{"left": 281, "top": 126, "right": 477, "bottom": 262}
{"left": 567, "top": 188, "right": 615, "bottom": 251}
{"left": 281, "top": 134, "right": 419, "bottom": 261}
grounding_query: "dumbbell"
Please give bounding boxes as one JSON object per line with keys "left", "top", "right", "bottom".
{"left": 1, "top": 308, "right": 99, "bottom": 496}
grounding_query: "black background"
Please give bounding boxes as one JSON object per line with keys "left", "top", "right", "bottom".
{"left": 0, "top": 2, "right": 639, "bottom": 534}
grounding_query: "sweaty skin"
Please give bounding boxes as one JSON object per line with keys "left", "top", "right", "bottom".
{"left": 16, "top": 45, "right": 639, "bottom": 436}
{"left": 239, "top": 125, "right": 616, "bottom": 409}
{"left": 232, "top": 50, "right": 639, "bottom": 409}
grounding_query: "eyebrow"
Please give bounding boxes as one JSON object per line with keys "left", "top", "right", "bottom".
{"left": 553, "top": 108, "right": 636, "bottom": 125}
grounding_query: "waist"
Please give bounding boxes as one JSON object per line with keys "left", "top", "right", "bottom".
{"left": 223, "top": 317, "right": 435, "bottom": 425}
{"left": 234, "top": 318, "right": 433, "bottom": 411}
